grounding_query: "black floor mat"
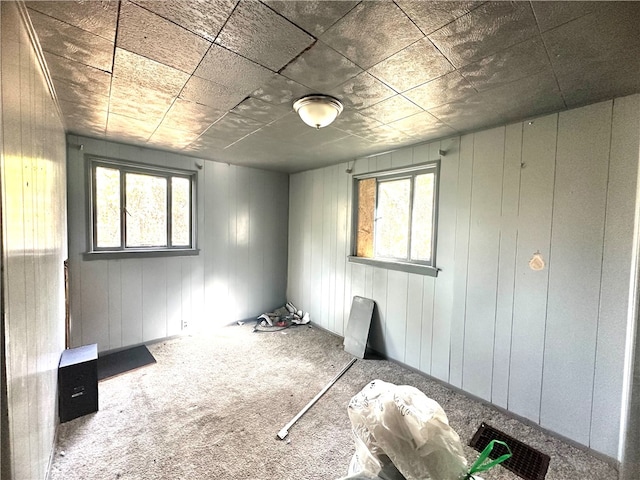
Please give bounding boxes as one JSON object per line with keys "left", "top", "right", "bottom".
{"left": 469, "top": 422, "right": 550, "bottom": 480}
{"left": 97, "top": 345, "right": 156, "bottom": 381}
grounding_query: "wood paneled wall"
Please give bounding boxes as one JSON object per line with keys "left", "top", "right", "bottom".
{"left": 66, "top": 136, "right": 289, "bottom": 352}
{"left": 1, "top": 2, "right": 68, "bottom": 478}
{"left": 287, "top": 95, "right": 640, "bottom": 459}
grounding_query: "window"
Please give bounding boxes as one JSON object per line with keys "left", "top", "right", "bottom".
{"left": 351, "top": 162, "right": 438, "bottom": 276}
{"left": 88, "top": 157, "right": 197, "bottom": 257}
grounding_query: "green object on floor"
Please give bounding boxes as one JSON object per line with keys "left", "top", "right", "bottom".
{"left": 465, "top": 440, "right": 512, "bottom": 479}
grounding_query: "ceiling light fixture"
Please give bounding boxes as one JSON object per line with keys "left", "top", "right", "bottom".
{"left": 293, "top": 95, "right": 343, "bottom": 129}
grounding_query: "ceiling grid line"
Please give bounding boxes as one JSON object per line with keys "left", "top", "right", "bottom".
{"left": 23, "top": 0, "right": 640, "bottom": 173}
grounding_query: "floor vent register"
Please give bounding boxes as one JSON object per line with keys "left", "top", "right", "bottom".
{"left": 469, "top": 422, "right": 550, "bottom": 480}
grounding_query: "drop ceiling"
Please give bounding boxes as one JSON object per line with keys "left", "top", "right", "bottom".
{"left": 24, "top": 1, "right": 640, "bottom": 173}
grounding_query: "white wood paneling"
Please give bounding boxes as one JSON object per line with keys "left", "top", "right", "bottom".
{"left": 310, "top": 169, "right": 324, "bottom": 321}
{"left": 108, "top": 261, "right": 123, "bottom": 349}
{"left": 449, "top": 134, "right": 474, "bottom": 387}
{"left": 180, "top": 256, "right": 192, "bottom": 332}
{"left": 287, "top": 173, "right": 302, "bottom": 306}
{"left": 335, "top": 163, "right": 350, "bottom": 335}
{"left": 287, "top": 95, "right": 640, "bottom": 459}
{"left": 405, "top": 273, "right": 424, "bottom": 369}
{"left": 165, "top": 256, "right": 182, "bottom": 337}
{"left": 431, "top": 136, "right": 460, "bottom": 381}
{"left": 541, "top": 101, "right": 612, "bottom": 445}
{"left": 1, "top": 2, "right": 67, "bottom": 477}
{"left": 142, "top": 259, "right": 167, "bottom": 342}
{"left": 80, "top": 260, "right": 109, "bottom": 347}
{"left": 67, "top": 137, "right": 288, "bottom": 351}
{"left": 371, "top": 267, "right": 388, "bottom": 355}
{"left": 463, "top": 127, "right": 505, "bottom": 401}
{"left": 302, "top": 171, "right": 313, "bottom": 313}
{"left": 249, "top": 168, "right": 264, "bottom": 314}
{"left": 120, "top": 259, "right": 143, "bottom": 346}
{"left": 591, "top": 95, "right": 640, "bottom": 457}
{"left": 328, "top": 165, "right": 339, "bottom": 333}
{"left": 386, "top": 270, "right": 408, "bottom": 362}
{"left": 320, "top": 167, "right": 333, "bottom": 330}
{"left": 234, "top": 167, "right": 251, "bottom": 320}
{"left": 491, "top": 123, "right": 522, "bottom": 408}
{"left": 419, "top": 277, "right": 435, "bottom": 374}
{"left": 508, "top": 114, "right": 557, "bottom": 421}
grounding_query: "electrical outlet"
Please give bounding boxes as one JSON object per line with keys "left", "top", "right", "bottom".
{"left": 181, "top": 320, "right": 188, "bottom": 330}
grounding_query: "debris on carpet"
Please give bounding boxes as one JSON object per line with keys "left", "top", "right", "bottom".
{"left": 253, "top": 301, "right": 310, "bottom": 332}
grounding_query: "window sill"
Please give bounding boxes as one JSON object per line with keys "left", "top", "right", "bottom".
{"left": 83, "top": 249, "right": 200, "bottom": 261}
{"left": 348, "top": 256, "right": 439, "bottom": 277}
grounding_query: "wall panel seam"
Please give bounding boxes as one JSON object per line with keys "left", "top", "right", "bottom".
{"left": 505, "top": 122, "right": 525, "bottom": 410}
{"left": 538, "top": 112, "right": 560, "bottom": 422}
{"left": 588, "top": 101, "right": 615, "bottom": 446}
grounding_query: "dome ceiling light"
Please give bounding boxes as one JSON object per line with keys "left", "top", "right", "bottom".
{"left": 293, "top": 95, "right": 344, "bottom": 129}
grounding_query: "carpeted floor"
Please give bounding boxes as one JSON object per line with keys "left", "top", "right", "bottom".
{"left": 49, "top": 323, "right": 618, "bottom": 480}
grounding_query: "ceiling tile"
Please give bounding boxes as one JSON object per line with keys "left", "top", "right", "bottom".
{"left": 220, "top": 134, "right": 298, "bottom": 167}
{"left": 231, "top": 98, "right": 292, "bottom": 124}
{"left": 359, "top": 95, "right": 423, "bottom": 125}
{"left": 109, "top": 78, "right": 175, "bottom": 123}
{"left": 263, "top": 1, "right": 358, "bottom": 36}
{"left": 54, "top": 79, "right": 109, "bottom": 108}
{"left": 179, "top": 76, "right": 246, "bottom": 111}
{"left": 107, "top": 113, "right": 157, "bottom": 143}
{"left": 117, "top": 1, "right": 211, "bottom": 74}
{"left": 478, "top": 71, "right": 566, "bottom": 123}
{"left": 26, "top": 1, "right": 118, "bottom": 41}
{"left": 194, "top": 44, "right": 274, "bottom": 95}
{"left": 28, "top": 9, "right": 114, "bottom": 71}
{"left": 59, "top": 97, "right": 108, "bottom": 136}
{"left": 542, "top": 4, "right": 640, "bottom": 107}
{"left": 113, "top": 48, "right": 189, "bottom": 97}
{"left": 161, "top": 99, "right": 226, "bottom": 134}
{"left": 215, "top": 1, "right": 315, "bottom": 71}
{"left": 44, "top": 52, "right": 111, "bottom": 97}
{"left": 530, "top": 1, "right": 602, "bottom": 33}
{"left": 280, "top": 42, "right": 362, "bottom": 91}
{"left": 331, "top": 110, "right": 384, "bottom": 137}
{"left": 27, "top": 0, "right": 640, "bottom": 173}
{"left": 395, "top": 1, "right": 479, "bottom": 35}
{"left": 404, "top": 71, "right": 476, "bottom": 110}
{"left": 328, "top": 72, "right": 396, "bottom": 111}
{"left": 148, "top": 126, "right": 200, "bottom": 150}
{"left": 368, "top": 37, "right": 455, "bottom": 92}
{"left": 320, "top": 1, "right": 423, "bottom": 70}
{"left": 428, "top": 93, "right": 504, "bottom": 132}
{"left": 132, "top": 0, "right": 238, "bottom": 42}
{"left": 388, "top": 111, "right": 458, "bottom": 139}
{"left": 289, "top": 125, "right": 352, "bottom": 148}
{"left": 315, "top": 134, "right": 379, "bottom": 159}
{"left": 254, "top": 112, "right": 314, "bottom": 143}
{"left": 188, "top": 134, "right": 234, "bottom": 153}
{"left": 357, "top": 124, "right": 413, "bottom": 145}
{"left": 555, "top": 56, "right": 640, "bottom": 109}
{"left": 428, "top": 2, "right": 538, "bottom": 68}
{"left": 250, "top": 74, "right": 313, "bottom": 106}
{"left": 199, "top": 113, "right": 265, "bottom": 146}
{"left": 459, "top": 37, "right": 552, "bottom": 92}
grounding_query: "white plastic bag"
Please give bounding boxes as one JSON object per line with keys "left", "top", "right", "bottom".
{"left": 339, "top": 380, "right": 468, "bottom": 480}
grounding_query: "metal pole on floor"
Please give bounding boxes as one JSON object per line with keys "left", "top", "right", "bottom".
{"left": 277, "top": 357, "right": 357, "bottom": 440}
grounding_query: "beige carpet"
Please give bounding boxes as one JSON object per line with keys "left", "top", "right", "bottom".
{"left": 49, "top": 323, "right": 618, "bottom": 480}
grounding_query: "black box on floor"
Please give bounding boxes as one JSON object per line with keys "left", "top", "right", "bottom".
{"left": 58, "top": 344, "right": 98, "bottom": 423}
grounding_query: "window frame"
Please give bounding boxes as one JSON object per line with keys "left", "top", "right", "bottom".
{"left": 85, "top": 156, "right": 199, "bottom": 259}
{"left": 348, "top": 161, "right": 439, "bottom": 277}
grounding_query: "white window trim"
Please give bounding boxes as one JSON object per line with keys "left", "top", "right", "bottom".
{"left": 348, "top": 161, "right": 439, "bottom": 277}
{"left": 84, "top": 156, "right": 199, "bottom": 260}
